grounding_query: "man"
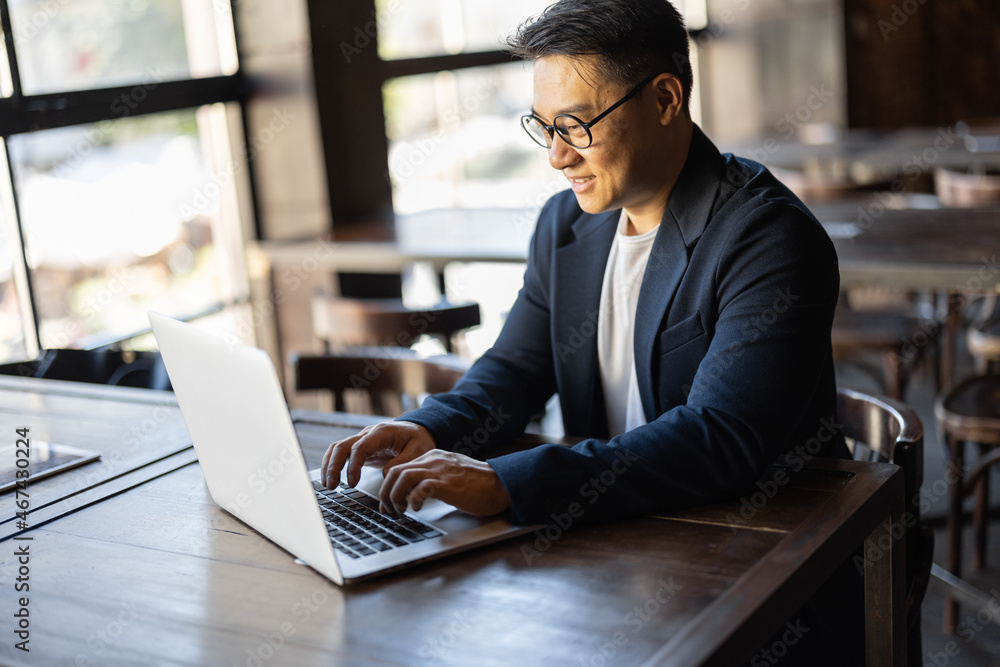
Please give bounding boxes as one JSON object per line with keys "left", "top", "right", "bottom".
{"left": 323, "top": 1, "right": 860, "bottom": 663}
{"left": 322, "top": 0, "right": 846, "bottom": 525}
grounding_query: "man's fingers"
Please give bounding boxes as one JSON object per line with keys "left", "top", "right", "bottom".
{"left": 323, "top": 431, "right": 364, "bottom": 487}
{"left": 380, "top": 463, "right": 430, "bottom": 515}
{"left": 375, "top": 449, "right": 509, "bottom": 517}
{"left": 382, "top": 445, "right": 427, "bottom": 471}
{"left": 379, "top": 461, "right": 405, "bottom": 513}
{"left": 320, "top": 445, "right": 333, "bottom": 483}
{"left": 408, "top": 479, "right": 440, "bottom": 511}
{"left": 325, "top": 422, "right": 437, "bottom": 496}
{"left": 346, "top": 437, "right": 382, "bottom": 488}
{"left": 389, "top": 467, "right": 425, "bottom": 514}
{"left": 321, "top": 435, "right": 352, "bottom": 485}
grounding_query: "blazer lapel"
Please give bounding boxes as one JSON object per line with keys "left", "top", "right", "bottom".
{"left": 634, "top": 221, "right": 691, "bottom": 421}
{"left": 634, "top": 125, "right": 727, "bottom": 420}
{"left": 553, "top": 209, "right": 617, "bottom": 438}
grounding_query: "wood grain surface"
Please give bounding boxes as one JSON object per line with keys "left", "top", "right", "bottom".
{"left": 0, "top": 380, "right": 905, "bottom": 666}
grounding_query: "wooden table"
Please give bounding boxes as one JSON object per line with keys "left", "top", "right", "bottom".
{"left": 816, "top": 205, "right": 1000, "bottom": 385}
{"left": 815, "top": 205, "right": 1000, "bottom": 292}
{"left": 0, "top": 376, "right": 197, "bottom": 541}
{"left": 0, "top": 379, "right": 905, "bottom": 666}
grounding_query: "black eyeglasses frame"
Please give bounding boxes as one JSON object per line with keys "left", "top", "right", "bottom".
{"left": 521, "top": 75, "right": 658, "bottom": 149}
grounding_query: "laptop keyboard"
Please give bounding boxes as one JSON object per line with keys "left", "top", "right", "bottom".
{"left": 313, "top": 482, "right": 442, "bottom": 559}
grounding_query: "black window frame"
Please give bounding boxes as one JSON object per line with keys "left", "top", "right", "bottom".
{"left": 306, "top": 0, "right": 513, "bottom": 237}
{"left": 0, "top": 0, "right": 252, "bottom": 352}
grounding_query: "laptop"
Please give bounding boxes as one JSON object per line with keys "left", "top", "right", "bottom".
{"left": 148, "top": 311, "right": 538, "bottom": 584}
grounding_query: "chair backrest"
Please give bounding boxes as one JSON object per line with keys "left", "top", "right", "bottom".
{"left": 837, "top": 387, "right": 924, "bottom": 501}
{"left": 836, "top": 386, "right": 930, "bottom": 641}
{"left": 291, "top": 348, "right": 468, "bottom": 417}
{"left": 311, "top": 296, "right": 480, "bottom": 353}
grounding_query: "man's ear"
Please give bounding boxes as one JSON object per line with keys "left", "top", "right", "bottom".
{"left": 653, "top": 74, "right": 685, "bottom": 125}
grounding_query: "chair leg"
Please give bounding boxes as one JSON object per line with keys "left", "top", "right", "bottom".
{"left": 945, "top": 436, "right": 965, "bottom": 634}
{"left": 941, "top": 293, "right": 962, "bottom": 387}
{"left": 369, "top": 391, "right": 388, "bottom": 417}
{"left": 882, "top": 352, "right": 903, "bottom": 399}
{"left": 973, "top": 442, "right": 990, "bottom": 571}
{"left": 927, "top": 320, "right": 944, "bottom": 394}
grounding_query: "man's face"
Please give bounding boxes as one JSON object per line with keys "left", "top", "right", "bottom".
{"left": 531, "top": 55, "right": 665, "bottom": 216}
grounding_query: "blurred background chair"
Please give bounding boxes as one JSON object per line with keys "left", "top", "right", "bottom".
{"left": 311, "top": 292, "right": 481, "bottom": 356}
{"left": 0, "top": 348, "right": 171, "bottom": 390}
{"left": 837, "top": 386, "right": 932, "bottom": 666}
{"left": 935, "top": 165, "right": 1000, "bottom": 209}
{"left": 965, "top": 295, "right": 1000, "bottom": 375}
{"left": 933, "top": 373, "right": 1000, "bottom": 632}
{"left": 832, "top": 291, "right": 939, "bottom": 400}
{"left": 291, "top": 347, "right": 467, "bottom": 417}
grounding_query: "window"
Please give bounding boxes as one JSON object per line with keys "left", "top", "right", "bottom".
{"left": 0, "top": 140, "right": 28, "bottom": 362}
{"left": 8, "top": 0, "right": 237, "bottom": 95}
{"left": 308, "top": 0, "right": 709, "bottom": 229}
{"left": 384, "top": 62, "right": 562, "bottom": 215}
{"left": 0, "top": 0, "right": 252, "bottom": 363}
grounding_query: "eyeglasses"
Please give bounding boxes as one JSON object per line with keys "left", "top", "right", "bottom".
{"left": 521, "top": 75, "right": 656, "bottom": 149}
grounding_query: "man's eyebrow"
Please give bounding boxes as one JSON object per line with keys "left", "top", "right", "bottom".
{"left": 529, "top": 103, "right": 595, "bottom": 121}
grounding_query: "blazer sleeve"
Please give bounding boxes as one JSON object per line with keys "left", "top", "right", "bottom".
{"left": 489, "top": 201, "right": 841, "bottom": 525}
{"left": 397, "top": 196, "right": 564, "bottom": 455}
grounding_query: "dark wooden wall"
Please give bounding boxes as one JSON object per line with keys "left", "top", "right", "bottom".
{"left": 843, "top": 0, "right": 1000, "bottom": 128}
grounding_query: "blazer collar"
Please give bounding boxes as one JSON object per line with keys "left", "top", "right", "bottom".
{"left": 569, "top": 208, "right": 619, "bottom": 242}
{"left": 661, "top": 123, "right": 727, "bottom": 248}
{"left": 634, "top": 124, "right": 727, "bottom": 420}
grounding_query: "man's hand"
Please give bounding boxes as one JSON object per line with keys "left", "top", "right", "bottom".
{"left": 320, "top": 421, "right": 435, "bottom": 489}
{"left": 379, "top": 450, "right": 512, "bottom": 517}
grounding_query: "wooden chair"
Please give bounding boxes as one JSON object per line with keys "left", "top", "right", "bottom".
{"left": 934, "top": 374, "right": 1000, "bottom": 631}
{"left": 966, "top": 299, "right": 1000, "bottom": 375}
{"left": 837, "top": 387, "right": 932, "bottom": 665}
{"left": 291, "top": 347, "right": 468, "bottom": 417}
{"left": 311, "top": 295, "right": 481, "bottom": 354}
{"left": 830, "top": 298, "right": 939, "bottom": 400}
{"left": 935, "top": 165, "right": 1000, "bottom": 208}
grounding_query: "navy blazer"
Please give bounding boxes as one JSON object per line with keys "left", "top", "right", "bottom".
{"left": 402, "top": 125, "right": 848, "bottom": 525}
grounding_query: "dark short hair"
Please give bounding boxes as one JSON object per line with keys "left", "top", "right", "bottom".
{"left": 507, "top": 0, "right": 692, "bottom": 110}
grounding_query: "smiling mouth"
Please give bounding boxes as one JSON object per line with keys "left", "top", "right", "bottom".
{"left": 568, "top": 175, "right": 595, "bottom": 193}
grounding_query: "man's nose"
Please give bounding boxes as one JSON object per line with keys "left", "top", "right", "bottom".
{"left": 548, "top": 136, "right": 581, "bottom": 171}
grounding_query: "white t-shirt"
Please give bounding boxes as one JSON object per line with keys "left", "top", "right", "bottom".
{"left": 597, "top": 210, "right": 658, "bottom": 436}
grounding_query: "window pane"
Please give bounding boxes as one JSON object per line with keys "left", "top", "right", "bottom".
{"left": 0, "top": 32, "right": 13, "bottom": 97}
{"left": 377, "top": 0, "right": 707, "bottom": 59}
{"left": 0, "top": 148, "right": 28, "bottom": 362}
{"left": 675, "top": 0, "right": 708, "bottom": 31}
{"left": 7, "top": 107, "right": 249, "bottom": 349}
{"left": 9, "top": 0, "right": 238, "bottom": 95}
{"left": 377, "top": 0, "right": 552, "bottom": 60}
{"left": 384, "top": 62, "right": 565, "bottom": 215}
